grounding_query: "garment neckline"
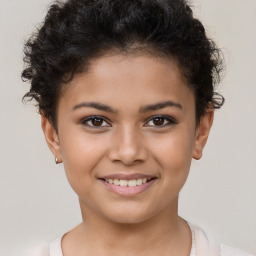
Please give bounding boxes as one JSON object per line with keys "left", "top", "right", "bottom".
{"left": 50, "top": 222, "right": 196, "bottom": 256}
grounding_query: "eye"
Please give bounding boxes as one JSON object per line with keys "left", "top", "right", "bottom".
{"left": 145, "top": 115, "right": 177, "bottom": 127}
{"left": 81, "top": 116, "right": 111, "bottom": 127}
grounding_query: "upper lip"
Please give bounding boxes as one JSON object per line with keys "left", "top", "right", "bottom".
{"left": 99, "top": 173, "right": 157, "bottom": 180}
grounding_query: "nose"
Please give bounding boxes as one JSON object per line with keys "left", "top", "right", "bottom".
{"left": 107, "top": 125, "right": 148, "bottom": 165}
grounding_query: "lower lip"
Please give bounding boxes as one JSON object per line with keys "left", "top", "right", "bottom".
{"left": 100, "top": 179, "right": 156, "bottom": 196}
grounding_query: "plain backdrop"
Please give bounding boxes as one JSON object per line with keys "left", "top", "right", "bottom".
{"left": 0, "top": 0, "right": 255, "bottom": 255}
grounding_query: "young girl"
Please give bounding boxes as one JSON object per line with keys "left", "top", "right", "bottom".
{"left": 22, "top": 0, "right": 253, "bottom": 255}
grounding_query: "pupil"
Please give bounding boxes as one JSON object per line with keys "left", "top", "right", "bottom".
{"left": 153, "top": 117, "right": 164, "bottom": 126}
{"left": 92, "top": 118, "right": 103, "bottom": 126}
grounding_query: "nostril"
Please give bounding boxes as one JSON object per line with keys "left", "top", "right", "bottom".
{"left": 106, "top": 130, "right": 149, "bottom": 165}
{"left": 107, "top": 146, "right": 148, "bottom": 165}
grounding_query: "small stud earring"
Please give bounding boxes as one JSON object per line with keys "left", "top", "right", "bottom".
{"left": 55, "top": 157, "right": 60, "bottom": 165}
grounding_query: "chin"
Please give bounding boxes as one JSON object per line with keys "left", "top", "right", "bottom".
{"left": 104, "top": 206, "right": 156, "bottom": 225}
{"left": 110, "top": 215, "right": 150, "bottom": 225}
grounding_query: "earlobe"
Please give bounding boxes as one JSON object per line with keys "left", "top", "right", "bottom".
{"left": 41, "top": 114, "right": 63, "bottom": 163}
{"left": 192, "top": 109, "right": 214, "bottom": 160}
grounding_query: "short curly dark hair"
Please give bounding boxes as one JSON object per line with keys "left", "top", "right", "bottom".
{"left": 22, "top": 0, "right": 224, "bottom": 129}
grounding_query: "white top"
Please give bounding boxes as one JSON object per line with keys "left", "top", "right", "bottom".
{"left": 45, "top": 223, "right": 253, "bottom": 256}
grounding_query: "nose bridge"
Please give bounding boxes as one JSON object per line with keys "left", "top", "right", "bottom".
{"left": 108, "top": 123, "right": 147, "bottom": 164}
{"left": 120, "top": 124, "right": 139, "bottom": 151}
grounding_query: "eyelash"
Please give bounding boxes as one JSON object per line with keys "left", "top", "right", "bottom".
{"left": 81, "top": 116, "right": 111, "bottom": 128}
{"left": 81, "top": 115, "right": 177, "bottom": 128}
{"left": 145, "top": 115, "right": 177, "bottom": 127}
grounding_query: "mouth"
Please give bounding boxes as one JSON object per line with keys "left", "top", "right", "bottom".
{"left": 98, "top": 175, "right": 157, "bottom": 196}
{"left": 103, "top": 177, "right": 155, "bottom": 187}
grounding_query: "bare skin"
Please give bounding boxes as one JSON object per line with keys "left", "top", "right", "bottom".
{"left": 42, "top": 53, "right": 213, "bottom": 256}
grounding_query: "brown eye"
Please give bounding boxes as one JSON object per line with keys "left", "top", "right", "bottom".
{"left": 152, "top": 117, "right": 165, "bottom": 126}
{"left": 82, "top": 116, "right": 110, "bottom": 127}
{"left": 145, "top": 115, "right": 177, "bottom": 127}
{"left": 91, "top": 117, "right": 103, "bottom": 126}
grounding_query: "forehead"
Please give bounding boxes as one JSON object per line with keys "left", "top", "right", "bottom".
{"left": 59, "top": 54, "right": 195, "bottom": 112}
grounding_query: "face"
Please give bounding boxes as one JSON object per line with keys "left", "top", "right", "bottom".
{"left": 42, "top": 54, "right": 213, "bottom": 224}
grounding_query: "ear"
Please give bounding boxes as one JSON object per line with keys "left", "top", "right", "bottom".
{"left": 41, "top": 114, "right": 62, "bottom": 164}
{"left": 192, "top": 109, "right": 214, "bottom": 160}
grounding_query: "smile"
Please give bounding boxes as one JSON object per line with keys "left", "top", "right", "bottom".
{"left": 99, "top": 176, "right": 157, "bottom": 196}
{"left": 104, "top": 178, "right": 148, "bottom": 187}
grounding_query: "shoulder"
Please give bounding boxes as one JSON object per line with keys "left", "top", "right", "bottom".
{"left": 29, "top": 236, "right": 62, "bottom": 256}
{"left": 27, "top": 243, "right": 50, "bottom": 256}
{"left": 221, "top": 244, "right": 255, "bottom": 256}
{"left": 189, "top": 222, "right": 254, "bottom": 256}
{"left": 49, "top": 236, "right": 63, "bottom": 256}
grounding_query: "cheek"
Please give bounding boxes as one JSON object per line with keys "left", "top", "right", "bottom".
{"left": 150, "top": 128, "right": 195, "bottom": 181}
{"left": 59, "top": 129, "right": 108, "bottom": 191}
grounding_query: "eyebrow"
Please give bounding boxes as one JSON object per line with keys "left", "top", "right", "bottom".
{"left": 73, "top": 102, "right": 117, "bottom": 113}
{"left": 72, "top": 100, "right": 182, "bottom": 113}
{"left": 139, "top": 101, "right": 182, "bottom": 113}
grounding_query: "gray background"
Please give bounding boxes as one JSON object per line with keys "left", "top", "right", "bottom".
{"left": 0, "top": 0, "right": 255, "bottom": 255}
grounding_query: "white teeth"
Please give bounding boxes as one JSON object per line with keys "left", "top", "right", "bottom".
{"left": 113, "top": 179, "right": 120, "bottom": 185}
{"left": 128, "top": 180, "right": 137, "bottom": 187}
{"left": 105, "top": 178, "right": 150, "bottom": 186}
{"left": 119, "top": 180, "right": 128, "bottom": 187}
{"left": 136, "top": 179, "right": 142, "bottom": 185}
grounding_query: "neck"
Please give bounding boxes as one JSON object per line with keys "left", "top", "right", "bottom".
{"left": 62, "top": 199, "right": 191, "bottom": 256}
